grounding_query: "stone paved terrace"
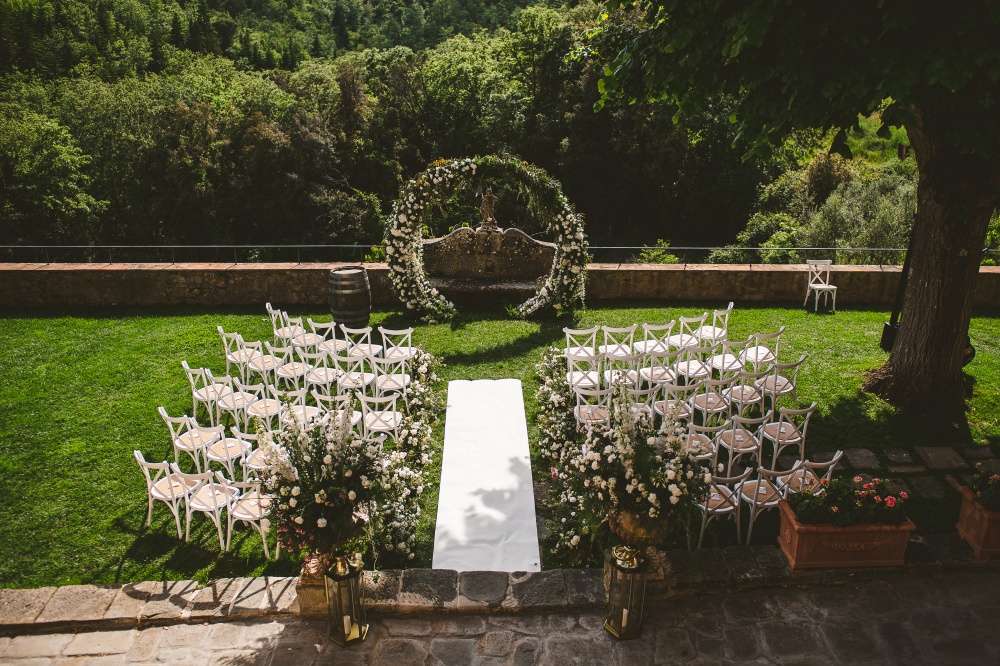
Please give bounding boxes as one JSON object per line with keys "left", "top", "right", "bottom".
{"left": 3, "top": 568, "right": 999, "bottom": 665}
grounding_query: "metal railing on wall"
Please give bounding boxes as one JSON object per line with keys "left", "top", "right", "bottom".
{"left": 1, "top": 244, "right": 998, "bottom": 266}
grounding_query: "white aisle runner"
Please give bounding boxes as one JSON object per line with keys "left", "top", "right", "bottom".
{"left": 432, "top": 379, "right": 541, "bottom": 572}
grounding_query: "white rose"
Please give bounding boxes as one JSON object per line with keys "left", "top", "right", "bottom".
{"left": 291, "top": 487, "right": 300, "bottom": 496}
{"left": 348, "top": 491, "right": 356, "bottom": 501}
{"left": 317, "top": 518, "right": 327, "bottom": 528}
{"left": 570, "top": 535, "right": 581, "bottom": 547}
{"left": 294, "top": 516, "right": 304, "bottom": 524}
{"left": 398, "top": 213, "right": 407, "bottom": 222}
{"left": 289, "top": 498, "right": 296, "bottom": 507}
{"left": 323, "top": 455, "right": 332, "bottom": 465}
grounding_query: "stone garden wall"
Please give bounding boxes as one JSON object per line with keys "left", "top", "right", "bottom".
{"left": 2, "top": 262, "right": 1000, "bottom": 308}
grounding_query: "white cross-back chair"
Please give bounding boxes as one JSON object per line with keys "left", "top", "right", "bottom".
{"left": 723, "top": 369, "right": 766, "bottom": 417}
{"left": 312, "top": 390, "right": 362, "bottom": 430}
{"left": 685, "top": 420, "right": 728, "bottom": 463}
{"left": 563, "top": 326, "right": 599, "bottom": 360}
{"left": 134, "top": 450, "right": 195, "bottom": 539}
{"left": 173, "top": 464, "right": 237, "bottom": 550}
{"left": 158, "top": 406, "right": 200, "bottom": 468}
{"left": 187, "top": 422, "right": 225, "bottom": 472}
{"left": 761, "top": 402, "right": 817, "bottom": 465}
{"left": 341, "top": 325, "right": 383, "bottom": 358}
{"left": 359, "top": 392, "right": 403, "bottom": 441}
{"left": 633, "top": 321, "right": 675, "bottom": 358}
{"left": 243, "top": 382, "right": 281, "bottom": 430}
{"left": 219, "top": 474, "right": 276, "bottom": 559}
{"left": 599, "top": 325, "right": 637, "bottom": 360}
{"left": 697, "top": 302, "right": 734, "bottom": 343}
{"left": 741, "top": 466, "right": 787, "bottom": 544}
{"left": 266, "top": 303, "right": 304, "bottom": 346}
{"left": 626, "top": 383, "right": 661, "bottom": 423}
{"left": 379, "top": 327, "right": 417, "bottom": 361}
{"left": 298, "top": 349, "right": 341, "bottom": 396}
{"left": 269, "top": 342, "right": 310, "bottom": 389}
{"left": 218, "top": 327, "right": 260, "bottom": 381}
{"left": 652, "top": 379, "right": 697, "bottom": 424}
{"left": 371, "top": 354, "right": 411, "bottom": 403}
{"left": 708, "top": 337, "right": 751, "bottom": 375}
{"left": 290, "top": 317, "right": 323, "bottom": 350}
{"left": 718, "top": 412, "right": 770, "bottom": 476}
{"left": 756, "top": 353, "right": 807, "bottom": 413}
{"left": 740, "top": 326, "right": 785, "bottom": 373}
{"left": 668, "top": 314, "right": 706, "bottom": 350}
{"left": 804, "top": 260, "right": 837, "bottom": 312}
{"left": 333, "top": 352, "right": 376, "bottom": 396}
{"left": 566, "top": 352, "right": 602, "bottom": 391}
{"left": 181, "top": 361, "right": 231, "bottom": 425}
{"left": 689, "top": 374, "right": 734, "bottom": 425}
{"left": 572, "top": 384, "right": 613, "bottom": 429}
{"left": 308, "top": 318, "right": 352, "bottom": 356}
{"left": 637, "top": 342, "right": 680, "bottom": 386}
{"left": 776, "top": 451, "right": 844, "bottom": 496}
{"left": 244, "top": 340, "right": 283, "bottom": 386}
{"left": 268, "top": 385, "right": 321, "bottom": 426}
{"left": 215, "top": 377, "right": 259, "bottom": 429}
{"left": 205, "top": 427, "right": 251, "bottom": 480}
{"left": 675, "top": 342, "right": 716, "bottom": 382}
{"left": 231, "top": 427, "right": 267, "bottom": 480}
{"left": 699, "top": 466, "right": 753, "bottom": 547}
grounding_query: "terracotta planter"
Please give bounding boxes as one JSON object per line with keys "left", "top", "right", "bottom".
{"left": 777, "top": 500, "right": 915, "bottom": 572}
{"left": 956, "top": 486, "right": 1000, "bottom": 560}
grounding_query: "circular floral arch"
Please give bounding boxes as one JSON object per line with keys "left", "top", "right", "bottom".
{"left": 385, "top": 154, "right": 588, "bottom": 322}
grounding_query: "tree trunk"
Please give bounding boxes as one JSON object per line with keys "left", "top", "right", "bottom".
{"left": 864, "top": 107, "right": 999, "bottom": 419}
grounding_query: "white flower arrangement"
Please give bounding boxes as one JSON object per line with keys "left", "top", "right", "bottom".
{"left": 535, "top": 359, "right": 711, "bottom": 562}
{"left": 384, "top": 154, "right": 588, "bottom": 322}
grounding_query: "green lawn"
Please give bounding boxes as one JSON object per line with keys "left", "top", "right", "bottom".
{"left": 1, "top": 302, "right": 998, "bottom": 588}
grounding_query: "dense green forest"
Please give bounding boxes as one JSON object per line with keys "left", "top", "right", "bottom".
{"left": 1, "top": 0, "right": 994, "bottom": 256}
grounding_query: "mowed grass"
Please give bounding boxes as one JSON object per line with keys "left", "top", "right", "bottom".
{"left": 1, "top": 302, "right": 998, "bottom": 588}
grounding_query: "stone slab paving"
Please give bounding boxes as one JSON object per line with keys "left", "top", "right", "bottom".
{"left": 4, "top": 569, "right": 1000, "bottom": 665}
{"left": 913, "top": 447, "right": 968, "bottom": 471}
{"left": 844, "top": 448, "right": 881, "bottom": 471}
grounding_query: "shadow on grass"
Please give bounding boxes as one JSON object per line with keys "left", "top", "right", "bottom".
{"left": 808, "top": 389, "right": 977, "bottom": 453}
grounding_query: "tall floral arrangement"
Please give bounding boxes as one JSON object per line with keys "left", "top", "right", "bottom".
{"left": 384, "top": 154, "right": 588, "bottom": 321}
{"left": 538, "top": 367, "right": 711, "bottom": 562}
{"left": 260, "top": 349, "right": 444, "bottom": 566}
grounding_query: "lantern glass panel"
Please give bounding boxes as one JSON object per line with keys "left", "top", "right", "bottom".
{"left": 604, "top": 546, "right": 648, "bottom": 640}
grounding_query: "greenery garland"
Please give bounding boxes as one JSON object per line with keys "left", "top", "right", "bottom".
{"left": 385, "top": 154, "right": 588, "bottom": 322}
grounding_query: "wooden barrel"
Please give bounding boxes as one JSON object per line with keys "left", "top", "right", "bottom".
{"left": 329, "top": 266, "right": 371, "bottom": 329}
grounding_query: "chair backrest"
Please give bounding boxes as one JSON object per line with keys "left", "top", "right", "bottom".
{"left": 297, "top": 348, "right": 329, "bottom": 368}
{"left": 563, "top": 326, "right": 599, "bottom": 358}
{"left": 264, "top": 342, "right": 294, "bottom": 363}
{"left": 181, "top": 360, "right": 211, "bottom": 393}
{"left": 566, "top": 352, "right": 603, "bottom": 387}
{"left": 267, "top": 384, "right": 307, "bottom": 407}
{"left": 171, "top": 464, "right": 226, "bottom": 510}
{"left": 308, "top": 318, "right": 338, "bottom": 338}
{"left": 639, "top": 321, "right": 675, "bottom": 358}
{"left": 806, "top": 260, "right": 832, "bottom": 286}
{"left": 777, "top": 401, "right": 818, "bottom": 437}
{"left": 601, "top": 325, "right": 637, "bottom": 356}
{"left": 158, "top": 406, "right": 192, "bottom": 441}
{"left": 189, "top": 422, "right": 225, "bottom": 448}
{"left": 773, "top": 353, "right": 808, "bottom": 386}
{"left": 626, "top": 382, "right": 661, "bottom": 414}
{"left": 709, "top": 302, "right": 735, "bottom": 332}
{"left": 748, "top": 326, "right": 785, "bottom": 363}
{"left": 133, "top": 450, "right": 170, "bottom": 494}
{"left": 379, "top": 327, "right": 414, "bottom": 358}
{"left": 797, "top": 450, "right": 844, "bottom": 486}
{"left": 732, "top": 411, "right": 772, "bottom": 440}
{"left": 752, "top": 466, "right": 788, "bottom": 502}
{"left": 265, "top": 303, "right": 288, "bottom": 330}
{"left": 370, "top": 354, "right": 408, "bottom": 380}
{"left": 230, "top": 426, "right": 258, "bottom": 445}
{"left": 235, "top": 378, "right": 264, "bottom": 397}
{"left": 340, "top": 325, "right": 374, "bottom": 351}
{"left": 573, "top": 384, "right": 613, "bottom": 409}
{"left": 218, "top": 326, "right": 243, "bottom": 358}
{"left": 687, "top": 420, "right": 729, "bottom": 461}
{"left": 676, "top": 314, "right": 708, "bottom": 347}
{"left": 708, "top": 467, "right": 754, "bottom": 510}
{"left": 331, "top": 350, "right": 369, "bottom": 375}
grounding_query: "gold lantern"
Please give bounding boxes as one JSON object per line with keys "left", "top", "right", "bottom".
{"left": 325, "top": 554, "right": 368, "bottom": 646}
{"left": 604, "top": 545, "right": 648, "bottom": 639}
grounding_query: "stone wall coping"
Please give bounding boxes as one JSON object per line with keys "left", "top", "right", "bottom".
{"left": 2, "top": 536, "right": 996, "bottom": 636}
{"left": 7, "top": 262, "right": 1000, "bottom": 273}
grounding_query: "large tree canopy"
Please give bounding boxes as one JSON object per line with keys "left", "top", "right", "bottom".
{"left": 592, "top": 0, "right": 1000, "bottom": 417}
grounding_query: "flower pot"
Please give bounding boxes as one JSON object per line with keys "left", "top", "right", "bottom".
{"left": 956, "top": 486, "right": 1000, "bottom": 560}
{"left": 777, "top": 500, "right": 915, "bottom": 572}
